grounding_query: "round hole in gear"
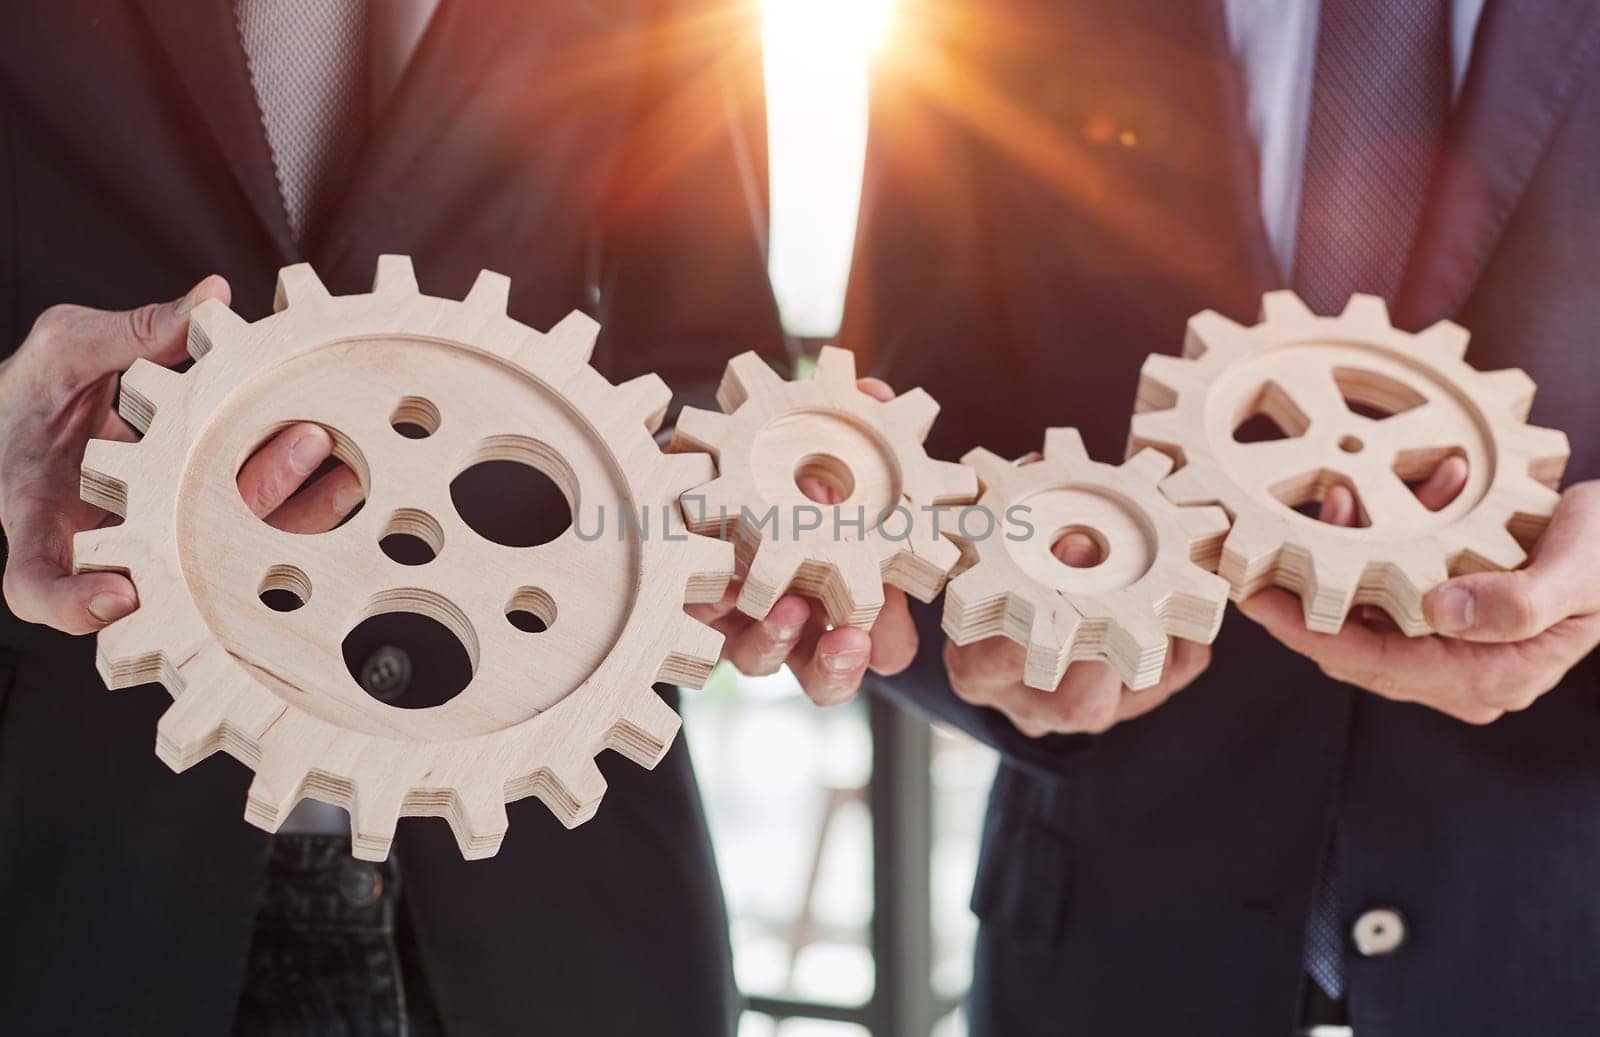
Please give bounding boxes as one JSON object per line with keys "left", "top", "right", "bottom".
{"left": 451, "top": 437, "right": 575, "bottom": 548}
{"left": 234, "top": 421, "right": 369, "bottom": 534}
{"left": 259, "top": 564, "right": 311, "bottom": 612}
{"left": 1051, "top": 525, "right": 1109, "bottom": 568}
{"left": 794, "top": 453, "right": 856, "bottom": 504}
{"left": 380, "top": 508, "right": 444, "bottom": 565}
{"left": 342, "top": 610, "right": 473, "bottom": 710}
{"left": 505, "top": 586, "right": 556, "bottom": 633}
{"left": 1339, "top": 435, "right": 1365, "bottom": 454}
{"left": 391, "top": 396, "right": 441, "bottom": 439}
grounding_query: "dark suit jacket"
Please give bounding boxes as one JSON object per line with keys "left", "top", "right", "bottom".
{"left": 0, "top": 2, "right": 782, "bottom": 1033}
{"left": 847, "top": 1, "right": 1600, "bottom": 1034}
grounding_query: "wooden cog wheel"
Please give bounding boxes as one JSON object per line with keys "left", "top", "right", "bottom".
{"left": 1130, "top": 291, "right": 1570, "bottom": 635}
{"left": 943, "top": 429, "right": 1231, "bottom": 692}
{"left": 73, "top": 255, "right": 734, "bottom": 861}
{"left": 669, "top": 346, "right": 977, "bottom": 628}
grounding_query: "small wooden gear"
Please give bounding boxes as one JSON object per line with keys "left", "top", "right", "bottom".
{"left": 943, "top": 429, "right": 1231, "bottom": 691}
{"left": 669, "top": 346, "right": 977, "bottom": 627}
{"left": 1130, "top": 291, "right": 1570, "bottom": 634}
{"left": 73, "top": 256, "right": 734, "bottom": 861}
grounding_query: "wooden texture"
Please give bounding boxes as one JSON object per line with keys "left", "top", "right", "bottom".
{"left": 669, "top": 346, "right": 977, "bottom": 627}
{"left": 74, "top": 256, "right": 734, "bottom": 861}
{"left": 943, "top": 429, "right": 1231, "bottom": 691}
{"left": 1130, "top": 291, "right": 1570, "bottom": 634}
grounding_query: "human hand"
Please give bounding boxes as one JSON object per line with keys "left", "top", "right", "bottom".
{"left": 688, "top": 377, "right": 918, "bottom": 706}
{"left": 1238, "top": 460, "right": 1600, "bottom": 724}
{"left": 941, "top": 529, "right": 1214, "bottom": 737}
{"left": 0, "top": 280, "right": 365, "bottom": 634}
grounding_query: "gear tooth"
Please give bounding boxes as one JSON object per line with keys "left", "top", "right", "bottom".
{"left": 1105, "top": 609, "right": 1170, "bottom": 691}
{"left": 447, "top": 787, "right": 510, "bottom": 861}
{"left": 350, "top": 784, "right": 406, "bottom": 862}
{"left": 681, "top": 532, "right": 735, "bottom": 605}
{"left": 678, "top": 473, "right": 738, "bottom": 534}
{"left": 462, "top": 269, "right": 512, "bottom": 314}
{"left": 1042, "top": 427, "right": 1090, "bottom": 467}
{"left": 80, "top": 439, "right": 135, "bottom": 516}
{"left": 273, "top": 262, "right": 330, "bottom": 311}
{"left": 1159, "top": 461, "right": 1226, "bottom": 507}
{"left": 610, "top": 691, "right": 682, "bottom": 768}
{"left": 1515, "top": 425, "right": 1570, "bottom": 486}
{"left": 881, "top": 387, "right": 940, "bottom": 440}
{"left": 1161, "top": 569, "right": 1231, "bottom": 644}
{"left": 1128, "top": 409, "right": 1188, "bottom": 455}
{"left": 812, "top": 345, "right": 860, "bottom": 390}
{"left": 1184, "top": 310, "right": 1248, "bottom": 358}
{"left": 1178, "top": 504, "right": 1232, "bottom": 569}
{"left": 94, "top": 607, "right": 172, "bottom": 688}
{"left": 1301, "top": 552, "right": 1363, "bottom": 633}
{"left": 118, "top": 359, "right": 181, "bottom": 433}
{"left": 1126, "top": 447, "right": 1175, "bottom": 483}
{"left": 823, "top": 549, "right": 887, "bottom": 628}
{"left": 669, "top": 406, "right": 732, "bottom": 455}
{"left": 371, "top": 254, "right": 419, "bottom": 296}
{"left": 615, "top": 373, "right": 672, "bottom": 434}
{"left": 1024, "top": 607, "right": 1078, "bottom": 691}
{"left": 244, "top": 757, "right": 309, "bottom": 834}
{"left": 736, "top": 545, "right": 802, "bottom": 621}
{"left": 1137, "top": 353, "right": 1201, "bottom": 400}
{"left": 543, "top": 311, "right": 600, "bottom": 364}
{"left": 1260, "top": 290, "right": 1318, "bottom": 323}
{"left": 940, "top": 565, "right": 1009, "bottom": 643}
{"left": 662, "top": 449, "right": 716, "bottom": 496}
{"left": 959, "top": 447, "right": 1016, "bottom": 490}
{"left": 1475, "top": 367, "right": 1536, "bottom": 420}
{"left": 718, "top": 352, "right": 785, "bottom": 411}
{"left": 72, "top": 526, "right": 131, "bottom": 574}
{"left": 660, "top": 615, "right": 727, "bottom": 688}
{"left": 1447, "top": 516, "right": 1527, "bottom": 572}
{"left": 899, "top": 530, "right": 963, "bottom": 600}
{"left": 185, "top": 298, "right": 246, "bottom": 361}
{"left": 154, "top": 685, "right": 235, "bottom": 772}
{"left": 543, "top": 758, "right": 607, "bottom": 829}
{"left": 1217, "top": 513, "right": 1283, "bottom": 597}
{"left": 928, "top": 458, "right": 979, "bottom": 504}
{"left": 1339, "top": 293, "right": 1391, "bottom": 327}
{"left": 1414, "top": 318, "right": 1471, "bottom": 360}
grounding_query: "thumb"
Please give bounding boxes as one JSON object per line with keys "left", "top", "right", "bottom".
{"left": 59, "top": 275, "right": 231, "bottom": 383}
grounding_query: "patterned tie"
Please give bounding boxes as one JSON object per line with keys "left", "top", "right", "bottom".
{"left": 235, "top": 0, "right": 371, "bottom": 244}
{"left": 1294, "top": 0, "right": 1448, "bottom": 1002}
{"left": 1292, "top": 0, "right": 1450, "bottom": 312}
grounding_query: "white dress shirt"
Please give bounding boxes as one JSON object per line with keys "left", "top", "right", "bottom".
{"left": 1221, "top": 0, "right": 1487, "bottom": 279}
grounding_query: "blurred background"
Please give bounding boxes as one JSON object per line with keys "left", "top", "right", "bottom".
{"left": 680, "top": 3, "right": 1000, "bottom": 1035}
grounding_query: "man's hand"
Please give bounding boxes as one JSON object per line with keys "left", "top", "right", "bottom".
{"left": 688, "top": 377, "right": 918, "bottom": 706}
{"left": 0, "top": 280, "right": 365, "bottom": 635}
{"left": 1239, "top": 459, "right": 1600, "bottom": 724}
{"left": 941, "top": 525, "right": 1214, "bottom": 737}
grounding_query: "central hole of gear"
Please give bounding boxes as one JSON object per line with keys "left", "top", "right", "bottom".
{"left": 1339, "top": 435, "right": 1365, "bottom": 454}
{"left": 794, "top": 453, "right": 856, "bottom": 504}
{"left": 343, "top": 611, "right": 473, "bottom": 709}
{"left": 1052, "top": 525, "right": 1109, "bottom": 568}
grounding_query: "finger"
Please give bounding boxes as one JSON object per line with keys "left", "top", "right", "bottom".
{"left": 795, "top": 625, "right": 872, "bottom": 706}
{"left": 867, "top": 586, "right": 918, "bottom": 675}
{"left": 1414, "top": 454, "right": 1469, "bottom": 511}
{"left": 1051, "top": 530, "right": 1101, "bottom": 567}
{"left": 1424, "top": 482, "right": 1600, "bottom": 642}
{"left": 857, "top": 377, "right": 895, "bottom": 403}
{"left": 236, "top": 424, "right": 333, "bottom": 518}
{"left": 943, "top": 635, "right": 1030, "bottom": 703}
{"left": 721, "top": 596, "right": 810, "bottom": 676}
{"left": 1317, "top": 483, "right": 1358, "bottom": 527}
{"left": 44, "top": 276, "right": 230, "bottom": 384}
{"left": 796, "top": 475, "right": 841, "bottom": 505}
{"left": 1238, "top": 588, "right": 1448, "bottom": 696}
{"left": 3, "top": 555, "right": 137, "bottom": 635}
{"left": 266, "top": 464, "right": 365, "bottom": 534}
{"left": 1044, "top": 660, "right": 1124, "bottom": 733}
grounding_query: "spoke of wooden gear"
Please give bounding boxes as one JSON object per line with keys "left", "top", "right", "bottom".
{"left": 74, "top": 256, "right": 735, "bottom": 861}
{"left": 1129, "top": 290, "right": 1570, "bottom": 635}
{"left": 668, "top": 346, "right": 977, "bottom": 628}
{"left": 941, "top": 428, "right": 1231, "bottom": 692}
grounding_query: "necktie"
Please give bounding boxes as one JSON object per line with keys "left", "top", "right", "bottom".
{"left": 1293, "top": 0, "right": 1449, "bottom": 1002}
{"left": 235, "top": 0, "right": 371, "bottom": 244}
{"left": 1292, "top": 0, "right": 1450, "bottom": 312}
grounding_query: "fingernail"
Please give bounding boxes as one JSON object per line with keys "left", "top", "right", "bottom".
{"left": 288, "top": 429, "right": 326, "bottom": 474}
{"left": 768, "top": 622, "right": 802, "bottom": 644}
{"left": 333, "top": 480, "right": 365, "bottom": 514}
{"left": 176, "top": 286, "right": 199, "bottom": 316}
{"left": 1432, "top": 586, "right": 1476, "bottom": 633}
{"left": 87, "top": 592, "right": 133, "bottom": 623}
{"left": 820, "top": 647, "right": 868, "bottom": 674}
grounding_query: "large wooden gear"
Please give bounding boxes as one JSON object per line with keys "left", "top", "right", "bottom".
{"left": 73, "top": 256, "right": 734, "bottom": 861}
{"left": 1130, "top": 291, "right": 1570, "bottom": 634}
{"left": 669, "top": 346, "right": 977, "bottom": 627}
{"left": 943, "top": 429, "right": 1231, "bottom": 691}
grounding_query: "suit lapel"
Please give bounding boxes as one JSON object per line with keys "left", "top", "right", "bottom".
{"left": 131, "top": 0, "right": 297, "bottom": 263}
{"left": 1396, "top": 0, "right": 1600, "bottom": 327}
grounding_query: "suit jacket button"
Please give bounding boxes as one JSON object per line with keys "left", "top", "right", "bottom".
{"left": 1351, "top": 908, "right": 1406, "bottom": 957}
